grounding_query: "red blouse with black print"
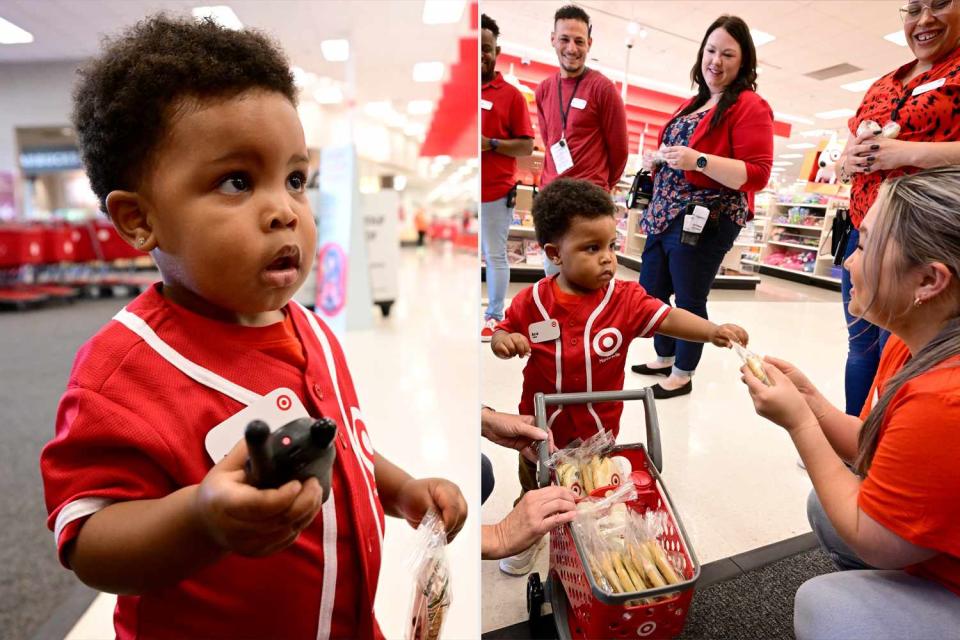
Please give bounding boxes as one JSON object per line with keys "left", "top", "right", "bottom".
{"left": 847, "top": 46, "right": 960, "bottom": 228}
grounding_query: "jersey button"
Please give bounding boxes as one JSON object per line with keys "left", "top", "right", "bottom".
{"left": 312, "top": 383, "right": 323, "bottom": 400}
{"left": 571, "top": 338, "right": 578, "bottom": 345}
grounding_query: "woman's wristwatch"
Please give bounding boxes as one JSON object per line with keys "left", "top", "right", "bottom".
{"left": 695, "top": 153, "right": 708, "bottom": 172}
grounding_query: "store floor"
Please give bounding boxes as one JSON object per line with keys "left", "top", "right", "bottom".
{"left": 2, "top": 245, "right": 479, "bottom": 640}
{"left": 480, "top": 270, "right": 846, "bottom": 633}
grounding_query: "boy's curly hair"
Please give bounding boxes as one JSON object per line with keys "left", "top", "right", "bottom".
{"left": 531, "top": 178, "right": 615, "bottom": 246}
{"left": 73, "top": 14, "right": 296, "bottom": 211}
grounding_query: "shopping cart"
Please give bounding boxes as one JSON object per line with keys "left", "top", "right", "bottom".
{"left": 528, "top": 388, "right": 700, "bottom": 640}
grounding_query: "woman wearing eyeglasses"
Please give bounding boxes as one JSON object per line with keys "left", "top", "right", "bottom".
{"left": 836, "top": 0, "right": 960, "bottom": 418}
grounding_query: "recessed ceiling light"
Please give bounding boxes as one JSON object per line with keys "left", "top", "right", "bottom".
{"left": 413, "top": 62, "right": 444, "bottom": 83}
{"left": 773, "top": 161, "right": 793, "bottom": 166}
{"left": 320, "top": 39, "right": 349, "bottom": 62}
{"left": 750, "top": 29, "right": 776, "bottom": 47}
{"left": 0, "top": 16, "right": 33, "bottom": 44}
{"left": 815, "top": 108, "right": 856, "bottom": 119}
{"left": 774, "top": 111, "right": 815, "bottom": 125}
{"left": 884, "top": 30, "right": 908, "bottom": 47}
{"left": 422, "top": 0, "right": 465, "bottom": 24}
{"left": 407, "top": 100, "right": 433, "bottom": 115}
{"left": 779, "top": 153, "right": 804, "bottom": 159}
{"left": 840, "top": 77, "right": 879, "bottom": 92}
{"left": 787, "top": 142, "right": 817, "bottom": 149}
{"left": 798, "top": 128, "right": 837, "bottom": 138}
{"left": 192, "top": 6, "right": 243, "bottom": 30}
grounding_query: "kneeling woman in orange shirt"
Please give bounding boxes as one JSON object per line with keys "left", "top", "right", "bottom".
{"left": 743, "top": 166, "right": 960, "bottom": 639}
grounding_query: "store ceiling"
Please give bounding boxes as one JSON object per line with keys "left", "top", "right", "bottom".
{"left": 483, "top": 0, "right": 910, "bottom": 183}
{"left": 0, "top": 0, "right": 469, "bottom": 106}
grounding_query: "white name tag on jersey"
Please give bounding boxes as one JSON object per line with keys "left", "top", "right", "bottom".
{"left": 204, "top": 388, "right": 310, "bottom": 461}
{"left": 529, "top": 319, "right": 561, "bottom": 343}
{"left": 480, "top": 99, "right": 493, "bottom": 111}
{"left": 571, "top": 97, "right": 587, "bottom": 110}
{"left": 550, "top": 138, "right": 574, "bottom": 175}
{"left": 912, "top": 77, "right": 945, "bottom": 96}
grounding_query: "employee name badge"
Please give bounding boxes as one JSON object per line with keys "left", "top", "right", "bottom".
{"left": 682, "top": 205, "right": 710, "bottom": 234}
{"left": 204, "top": 388, "right": 310, "bottom": 461}
{"left": 480, "top": 99, "right": 493, "bottom": 111}
{"left": 912, "top": 77, "right": 945, "bottom": 96}
{"left": 529, "top": 319, "right": 561, "bottom": 343}
{"left": 570, "top": 97, "right": 587, "bottom": 110}
{"left": 550, "top": 137, "right": 575, "bottom": 175}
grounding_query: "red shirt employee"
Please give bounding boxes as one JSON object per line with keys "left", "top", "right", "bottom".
{"left": 535, "top": 5, "right": 628, "bottom": 191}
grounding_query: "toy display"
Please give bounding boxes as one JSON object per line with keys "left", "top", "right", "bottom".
{"left": 244, "top": 417, "right": 337, "bottom": 498}
{"left": 814, "top": 136, "right": 842, "bottom": 184}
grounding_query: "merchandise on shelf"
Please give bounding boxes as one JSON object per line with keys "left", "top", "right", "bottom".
{"left": 506, "top": 239, "right": 525, "bottom": 265}
{"left": 523, "top": 239, "right": 542, "bottom": 265}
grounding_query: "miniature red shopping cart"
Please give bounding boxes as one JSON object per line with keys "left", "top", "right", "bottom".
{"left": 530, "top": 388, "right": 700, "bottom": 640}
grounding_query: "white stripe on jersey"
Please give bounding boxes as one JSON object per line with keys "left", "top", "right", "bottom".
{"left": 315, "top": 488, "right": 337, "bottom": 640}
{"left": 533, "top": 280, "right": 563, "bottom": 428}
{"left": 583, "top": 281, "right": 616, "bottom": 431}
{"left": 113, "top": 308, "right": 262, "bottom": 406}
{"left": 295, "top": 302, "right": 384, "bottom": 547}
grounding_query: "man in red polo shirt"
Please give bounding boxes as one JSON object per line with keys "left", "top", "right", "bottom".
{"left": 537, "top": 5, "right": 628, "bottom": 193}
{"left": 481, "top": 13, "right": 534, "bottom": 341}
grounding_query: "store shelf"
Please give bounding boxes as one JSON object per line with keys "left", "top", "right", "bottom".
{"left": 772, "top": 202, "right": 829, "bottom": 210}
{"left": 740, "top": 258, "right": 760, "bottom": 266}
{"left": 818, "top": 255, "right": 836, "bottom": 261}
{"left": 509, "top": 225, "right": 536, "bottom": 238}
{"left": 616, "top": 251, "right": 642, "bottom": 271}
{"left": 768, "top": 222, "right": 823, "bottom": 230}
{"left": 733, "top": 241, "right": 764, "bottom": 248}
{"left": 767, "top": 240, "right": 819, "bottom": 252}
{"left": 756, "top": 264, "right": 841, "bottom": 291}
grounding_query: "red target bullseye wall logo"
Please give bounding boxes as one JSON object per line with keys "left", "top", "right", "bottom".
{"left": 592, "top": 327, "right": 623, "bottom": 358}
{"left": 276, "top": 394, "right": 292, "bottom": 411}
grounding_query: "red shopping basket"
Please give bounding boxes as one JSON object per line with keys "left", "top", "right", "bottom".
{"left": 533, "top": 388, "right": 700, "bottom": 640}
{"left": 0, "top": 226, "right": 45, "bottom": 268}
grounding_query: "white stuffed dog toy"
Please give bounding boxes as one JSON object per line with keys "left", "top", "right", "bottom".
{"left": 815, "top": 136, "right": 843, "bottom": 184}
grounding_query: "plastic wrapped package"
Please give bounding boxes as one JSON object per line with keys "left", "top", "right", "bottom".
{"left": 406, "top": 510, "right": 451, "bottom": 640}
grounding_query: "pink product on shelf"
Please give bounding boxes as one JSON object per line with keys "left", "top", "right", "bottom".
{"left": 506, "top": 239, "right": 525, "bottom": 265}
{"left": 523, "top": 239, "right": 543, "bottom": 265}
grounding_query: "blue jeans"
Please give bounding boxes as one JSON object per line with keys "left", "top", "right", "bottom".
{"left": 797, "top": 490, "right": 960, "bottom": 640}
{"left": 638, "top": 213, "right": 740, "bottom": 375}
{"left": 481, "top": 196, "right": 513, "bottom": 321}
{"left": 841, "top": 228, "right": 890, "bottom": 416}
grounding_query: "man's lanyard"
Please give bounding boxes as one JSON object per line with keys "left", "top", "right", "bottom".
{"left": 557, "top": 69, "right": 587, "bottom": 137}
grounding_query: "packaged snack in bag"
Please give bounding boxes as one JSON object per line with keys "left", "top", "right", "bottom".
{"left": 550, "top": 430, "right": 625, "bottom": 496}
{"left": 733, "top": 342, "right": 771, "bottom": 386}
{"left": 406, "top": 510, "right": 451, "bottom": 640}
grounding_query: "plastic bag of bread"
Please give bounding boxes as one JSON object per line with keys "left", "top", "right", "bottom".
{"left": 733, "top": 342, "right": 771, "bottom": 386}
{"left": 406, "top": 510, "right": 451, "bottom": 640}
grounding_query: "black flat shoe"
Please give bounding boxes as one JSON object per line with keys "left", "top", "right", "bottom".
{"left": 651, "top": 381, "right": 692, "bottom": 399}
{"left": 630, "top": 363, "right": 671, "bottom": 376}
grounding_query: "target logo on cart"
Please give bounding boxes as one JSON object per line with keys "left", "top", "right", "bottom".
{"left": 637, "top": 621, "right": 657, "bottom": 637}
{"left": 276, "top": 394, "right": 292, "bottom": 411}
{"left": 592, "top": 327, "right": 623, "bottom": 359}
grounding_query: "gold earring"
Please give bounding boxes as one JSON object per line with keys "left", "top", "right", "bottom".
{"left": 137, "top": 237, "right": 146, "bottom": 248}
{"left": 914, "top": 296, "right": 924, "bottom": 307}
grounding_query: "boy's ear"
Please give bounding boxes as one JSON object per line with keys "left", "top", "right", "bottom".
{"left": 104, "top": 190, "right": 156, "bottom": 251}
{"left": 544, "top": 242, "right": 561, "bottom": 265}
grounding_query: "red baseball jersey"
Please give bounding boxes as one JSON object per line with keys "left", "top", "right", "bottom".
{"left": 498, "top": 276, "right": 670, "bottom": 448}
{"left": 482, "top": 71, "right": 534, "bottom": 203}
{"left": 40, "top": 285, "right": 386, "bottom": 640}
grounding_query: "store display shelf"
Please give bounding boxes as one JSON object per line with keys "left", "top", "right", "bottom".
{"left": 616, "top": 251, "right": 642, "bottom": 271}
{"left": 740, "top": 258, "right": 760, "bottom": 266}
{"left": 772, "top": 202, "right": 829, "bottom": 210}
{"left": 509, "top": 225, "right": 536, "bottom": 237}
{"left": 818, "top": 255, "right": 836, "bottom": 261}
{"left": 768, "top": 240, "right": 819, "bottom": 251}
{"left": 630, "top": 231, "right": 648, "bottom": 240}
{"left": 769, "top": 222, "right": 823, "bottom": 231}
{"left": 733, "top": 241, "right": 764, "bottom": 248}
{"left": 756, "top": 263, "right": 841, "bottom": 291}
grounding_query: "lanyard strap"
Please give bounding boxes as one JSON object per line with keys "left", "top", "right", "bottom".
{"left": 557, "top": 70, "right": 587, "bottom": 136}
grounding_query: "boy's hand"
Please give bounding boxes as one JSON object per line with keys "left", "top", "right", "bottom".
{"left": 491, "top": 331, "right": 531, "bottom": 359}
{"left": 396, "top": 478, "right": 468, "bottom": 542}
{"left": 195, "top": 440, "right": 324, "bottom": 557}
{"left": 710, "top": 323, "right": 748, "bottom": 348}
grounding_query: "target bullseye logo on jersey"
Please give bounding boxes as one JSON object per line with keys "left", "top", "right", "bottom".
{"left": 204, "top": 388, "right": 310, "bottom": 461}
{"left": 593, "top": 327, "right": 623, "bottom": 361}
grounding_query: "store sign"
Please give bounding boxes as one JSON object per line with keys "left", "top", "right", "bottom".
{"left": 19, "top": 148, "right": 82, "bottom": 174}
{"left": 360, "top": 190, "right": 400, "bottom": 306}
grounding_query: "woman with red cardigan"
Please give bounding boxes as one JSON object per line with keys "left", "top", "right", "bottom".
{"left": 630, "top": 15, "right": 773, "bottom": 399}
